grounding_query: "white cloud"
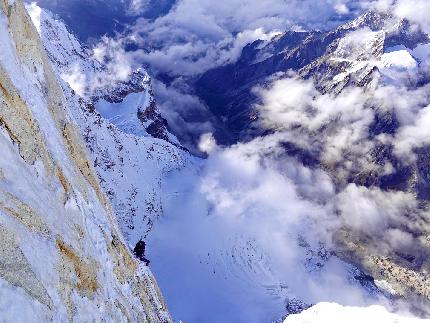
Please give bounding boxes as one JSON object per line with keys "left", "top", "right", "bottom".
{"left": 395, "top": 104, "right": 430, "bottom": 160}
{"left": 255, "top": 75, "right": 377, "bottom": 174}
{"left": 255, "top": 51, "right": 430, "bottom": 165}
{"left": 124, "top": 0, "right": 428, "bottom": 78}
{"left": 127, "top": 0, "right": 149, "bottom": 15}
{"left": 149, "top": 128, "right": 429, "bottom": 320}
{"left": 335, "top": 184, "right": 418, "bottom": 236}
{"left": 61, "top": 63, "right": 87, "bottom": 97}
{"left": 91, "top": 36, "right": 133, "bottom": 86}
{"left": 149, "top": 133, "right": 375, "bottom": 321}
{"left": 56, "top": 35, "right": 134, "bottom": 97}
{"left": 151, "top": 78, "right": 217, "bottom": 153}
{"left": 392, "top": 0, "right": 430, "bottom": 33}
{"left": 198, "top": 133, "right": 217, "bottom": 154}
{"left": 335, "top": 2, "right": 351, "bottom": 15}
{"left": 364, "top": 0, "right": 430, "bottom": 33}
{"left": 284, "top": 302, "right": 427, "bottom": 323}
{"left": 127, "top": 0, "right": 363, "bottom": 76}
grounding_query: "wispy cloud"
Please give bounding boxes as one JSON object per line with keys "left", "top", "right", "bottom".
{"left": 128, "top": 0, "right": 364, "bottom": 76}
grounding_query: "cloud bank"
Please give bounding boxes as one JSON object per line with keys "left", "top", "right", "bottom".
{"left": 149, "top": 127, "right": 429, "bottom": 321}
{"left": 148, "top": 22, "right": 430, "bottom": 319}
{"left": 128, "top": 0, "right": 366, "bottom": 77}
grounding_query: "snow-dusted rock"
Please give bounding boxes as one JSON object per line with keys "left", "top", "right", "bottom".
{"left": 0, "top": 0, "right": 171, "bottom": 320}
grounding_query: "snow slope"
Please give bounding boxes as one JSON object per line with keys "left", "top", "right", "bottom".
{"left": 0, "top": 1, "right": 170, "bottom": 321}
{"left": 145, "top": 139, "right": 391, "bottom": 322}
{"left": 65, "top": 83, "right": 189, "bottom": 246}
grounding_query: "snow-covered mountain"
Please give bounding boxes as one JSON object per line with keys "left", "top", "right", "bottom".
{"left": 196, "top": 11, "right": 429, "bottom": 141}
{"left": 29, "top": 3, "right": 176, "bottom": 143}
{"left": 194, "top": 8, "right": 430, "bottom": 320}
{"left": 0, "top": 0, "right": 171, "bottom": 321}
{"left": 283, "top": 302, "right": 425, "bottom": 323}
{"left": 3, "top": 0, "right": 430, "bottom": 322}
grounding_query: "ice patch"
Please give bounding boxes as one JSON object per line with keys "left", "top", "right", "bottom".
{"left": 374, "top": 279, "right": 398, "bottom": 296}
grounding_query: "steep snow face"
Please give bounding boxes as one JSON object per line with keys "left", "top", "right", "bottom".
{"left": 65, "top": 83, "right": 189, "bottom": 247}
{"left": 27, "top": 3, "right": 188, "bottom": 249}
{"left": 283, "top": 302, "right": 428, "bottom": 323}
{"left": 26, "top": 2, "right": 102, "bottom": 96}
{"left": 0, "top": 1, "right": 170, "bottom": 321}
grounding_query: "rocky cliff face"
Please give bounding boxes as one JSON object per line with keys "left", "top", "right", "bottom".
{"left": 0, "top": 0, "right": 171, "bottom": 320}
